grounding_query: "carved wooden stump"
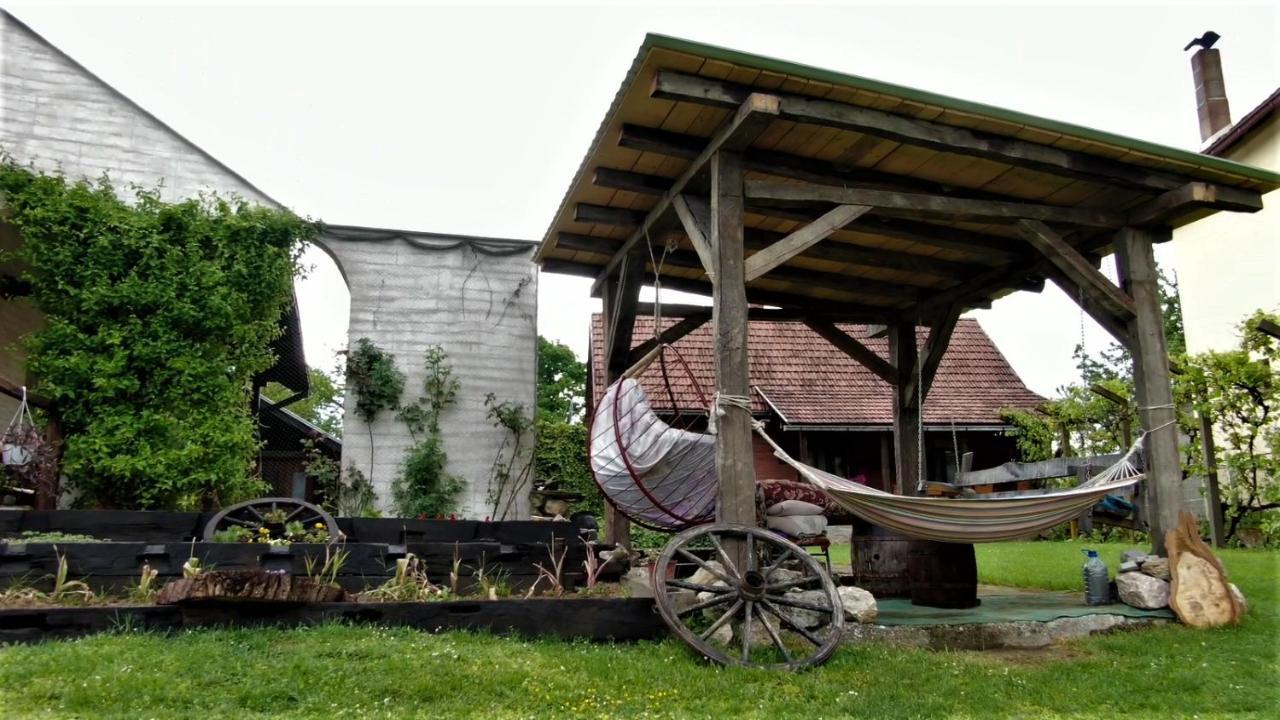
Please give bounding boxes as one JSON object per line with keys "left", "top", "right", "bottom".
{"left": 154, "top": 570, "right": 346, "bottom": 605}
{"left": 1167, "top": 511, "right": 1242, "bottom": 628}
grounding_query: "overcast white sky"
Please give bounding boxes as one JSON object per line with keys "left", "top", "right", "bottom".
{"left": 11, "top": 1, "right": 1278, "bottom": 396}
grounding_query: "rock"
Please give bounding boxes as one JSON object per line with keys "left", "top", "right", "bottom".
{"left": 154, "top": 570, "right": 345, "bottom": 605}
{"left": 1229, "top": 583, "right": 1248, "bottom": 615}
{"left": 708, "top": 622, "right": 733, "bottom": 647}
{"left": 1120, "top": 549, "right": 1149, "bottom": 564}
{"left": 688, "top": 561, "right": 728, "bottom": 588}
{"left": 695, "top": 582, "right": 731, "bottom": 620}
{"left": 738, "top": 613, "right": 781, "bottom": 648}
{"left": 1115, "top": 571, "right": 1169, "bottom": 609}
{"left": 1139, "top": 556, "right": 1170, "bottom": 580}
{"left": 838, "top": 586, "right": 878, "bottom": 623}
{"left": 777, "top": 589, "right": 831, "bottom": 629}
{"left": 1167, "top": 511, "right": 1243, "bottom": 628}
{"left": 622, "top": 567, "right": 653, "bottom": 598}
{"left": 543, "top": 499, "right": 571, "bottom": 517}
{"left": 766, "top": 567, "right": 805, "bottom": 586}
{"left": 1118, "top": 560, "right": 1141, "bottom": 574}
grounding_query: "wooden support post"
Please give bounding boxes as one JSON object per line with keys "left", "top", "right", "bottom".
{"left": 1114, "top": 227, "right": 1181, "bottom": 555}
{"left": 889, "top": 322, "right": 921, "bottom": 495}
{"left": 600, "top": 252, "right": 645, "bottom": 548}
{"left": 1199, "top": 412, "right": 1226, "bottom": 548}
{"left": 880, "top": 432, "right": 894, "bottom": 493}
{"left": 710, "top": 150, "right": 757, "bottom": 536}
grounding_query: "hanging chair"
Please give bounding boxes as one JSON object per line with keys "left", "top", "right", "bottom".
{"left": 589, "top": 344, "right": 719, "bottom": 531}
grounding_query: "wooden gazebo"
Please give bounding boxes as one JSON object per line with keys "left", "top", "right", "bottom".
{"left": 535, "top": 35, "right": 1279, "bottom": 554}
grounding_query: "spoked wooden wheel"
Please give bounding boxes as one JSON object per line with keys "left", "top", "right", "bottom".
{"left": 203, "top": 497, "right": 339, "bottom": 541}
{"left": 653, "top": 523, "right": 844, "bottom": 671}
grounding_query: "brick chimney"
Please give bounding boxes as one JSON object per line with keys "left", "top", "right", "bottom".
{"left": 1190, "top": 47, "right": 1232, "bottom": 142}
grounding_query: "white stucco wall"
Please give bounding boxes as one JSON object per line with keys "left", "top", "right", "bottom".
{"left": 1173, "top": 114, "right": 1279, "bottom": 354}
{"left": 320, "top": 230, "right": 538, "bottom": 519}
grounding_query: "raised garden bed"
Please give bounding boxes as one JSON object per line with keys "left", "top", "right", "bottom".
{"left": 0, "top": 596, "right": 665, "bottom": 645}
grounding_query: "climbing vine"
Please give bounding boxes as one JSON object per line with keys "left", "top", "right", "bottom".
{"left": 0, "top": 162, "right": 312, "bottom": 509}
{"left": 485, "top": 393, "right": 534, "bottom": 520}
{"left": 344, "top": 338, "right": 404, "bottom": 486}
{"left": 393, "top": 346, "right": 463, "bottom": 517}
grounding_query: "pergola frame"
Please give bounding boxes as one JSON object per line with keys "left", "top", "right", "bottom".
{"left": 539, "top": 36, "right": 1277, "bottom": 554}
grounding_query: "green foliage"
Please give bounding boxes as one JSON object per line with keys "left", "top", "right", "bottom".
{"left": 2, "top": 531, "right": 101, "bottom": 544}
{"left": 302, "top": 441, "right": 377, "bottom": 517}
{"left": 393, "top": 346, "right": 463, "bottom": 518}
{"left": 998, "top": 408, "right": 1055, "bottom": 462}
{"left": 345, "top": 339, "right": 403, "bottom": 426}
{"left": 534, "top": 418, "right": 600, "bottom": 517}
{"left": 536, "top": 336, "right": 587, "bottom": 423}
{"left": 1180, "top": 310, "right": 1280, "bottom": 544}
{"left": 485, "top": 394, "right": 534, "bottom": 521}
{"left": 263, "top": 365, "right": 344, "bottom": 437}
{"left": 0, "top": 163, "right": 310, "bottom": 510}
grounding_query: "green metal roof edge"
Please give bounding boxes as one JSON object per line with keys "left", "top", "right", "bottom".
{"left": 642, "top": 33, "right": 1280, "bottom": 187}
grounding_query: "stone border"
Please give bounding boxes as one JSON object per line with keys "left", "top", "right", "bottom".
{"left": 843, "top": 613, "right": 1170, "bottom": 651}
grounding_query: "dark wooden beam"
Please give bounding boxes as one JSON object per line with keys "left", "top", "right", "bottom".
{"left": 804, "top": 319, "right": 898, "bottom": 385}
{"left": 745, "top": 180, "right": 1125, "bottom": 228}
{"left": 591, "top": 93, "right": 781, "bottom": 295}
{"left": 1127, "top": 182, "right": 1263, "bottom": 227}
{"left": 711, "top": 150, "right": 757, "bottom": 529}
{"left": 652, "top": 70, "right": 1194, "bottom": 194}
{"left": 1114, "top": 226, "right": 1182, "bottom": 555}
{"left": 593, "top": 166, "right": 670, "bottom": 196}
{"left": 600, "top": 248, "right": 645, "bottom": 550}
{"left": 670, "top": 194, "right": 715, "bottom": 278}
{"left": 626, "top": 314, "right": 709, "bottom": 367}
{"left": 913, "top": 306, "right": 961, "bottom": 405}
{"left": 1257, "top": 317, "right": 1280, "bottom": 341}
{"left": 743, "top": 205, "right": 871, "bottom": 282}
{"left": 575, "top": 203, "right": 644, "bottom": 227}
{"left": 889, "top": 322, "right": 921, "bottom": 495}
{"left": 1015, "top": 219, "right": 1136, "bottom": 325}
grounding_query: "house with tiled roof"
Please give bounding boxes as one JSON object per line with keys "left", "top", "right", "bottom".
{"left": 589, "top": 315, "right": 1045, "bottom": 490}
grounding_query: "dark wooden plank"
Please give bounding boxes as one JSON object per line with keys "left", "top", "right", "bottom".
{"left": 593, "top": 166, "right": 669, "bottom": 196}
{"left": 956, "top": 453, "right": 1127, "bottom": 486}
{"left": 804, "top": 319, "right": 898, "bottom": 385}
{"left": 1127, "top": 182, "right": 1264, "bottom": 227}
{"left": 889, "top": 322, "right": 921, "bottom": 495}
{"left": 1198, "top": 412, "right": 1225, "bottom": 548}
{"left": 744, "top": 205, "right": 871, "bottom": 281}
{"left": 671, "top": 194, "right": 715, "bottom": 277}
{"left": 914, "top": 306, "right": 961, "bottom": 405}
{"left": 745, "top": 180, "right": 1125, "bottom": 228}
{"left": 1016, "top": 220, "right": 1136, "bottom": 323}
{"left": 711, "top": 150, "right": 757, "bottom": 528}
{"left": 591, "top": 93, "right": 782, "bottom": 295}
{"left": 575, "top": 203, "right": 645, "bottom": 227}
{"left": 627, "top": 313, "right": 710, "bottom": 368}
{"left": 651, "top": 70, "right": 1195, "bottom": 194}
{"left": 1114, "top": 226, "right": 1182, "bottom": 555}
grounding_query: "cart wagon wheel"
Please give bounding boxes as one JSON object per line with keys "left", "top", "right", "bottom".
{"left": 203, "top": 497, "right": 339, "bottom": 541}
{"left": 653, "top": 523, "right": 844, "bottom": 671}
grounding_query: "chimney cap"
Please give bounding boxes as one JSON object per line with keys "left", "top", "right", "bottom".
{"left": 1184, "top": 31, "right": 1221, "bottom": 52}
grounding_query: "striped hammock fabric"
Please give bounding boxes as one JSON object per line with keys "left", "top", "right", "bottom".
{"left": 591, "top": 377, "right": 1144, "bottom": 542}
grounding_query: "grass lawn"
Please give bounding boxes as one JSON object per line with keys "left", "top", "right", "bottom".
{"left": 1, "top": 542, "right": 1276, "bottom": 719}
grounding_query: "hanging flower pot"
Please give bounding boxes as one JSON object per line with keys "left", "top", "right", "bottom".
{"left": 2, "top": 387, "right": 38, "bottom": 467}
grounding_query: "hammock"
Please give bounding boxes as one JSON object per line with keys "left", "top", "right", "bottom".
{"left": 590, "top": 372, "right": 1145, "bottom": 542}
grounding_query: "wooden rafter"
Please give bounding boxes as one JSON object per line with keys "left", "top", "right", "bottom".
{"left": 670, "top": 194, "right": 715, "bottom": 279}
{"left": 743, "top": 205, "right": 871, "bottom": 282}
{"left": 744, "top": 180, "right": 1125, "bottom": 228}
{"left": 590, "top": 93, "right": 781, "bottom": 295}
{"left": 1127, "top": 182, "right": 1263, "bottom": 227}
{"left": 912, "top": 306, "right": 962, "bottom": 405}
{"left": 804, "top": 318, "right": 898, "bottom": 385}
{"left": 1015, "top": 220, "right": 1136, "bottom": 323}
{"left": 651, "top": 70, "right": 1195, "bottom": 194}
{"left": 627, "top": 313, "right": 710, "bottom": 367}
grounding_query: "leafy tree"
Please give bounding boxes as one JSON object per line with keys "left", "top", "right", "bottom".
{"left": 1179, "top": 311, "right": 1279, "bottom": 542}
{"left": 1, "top": 163, "right": 310, "bottom": 510}
{"left": 537, "top": 336, "right": 587, "bottom": 423}
{"left": 263, "top": 366, "right": 344, "bottom": 437}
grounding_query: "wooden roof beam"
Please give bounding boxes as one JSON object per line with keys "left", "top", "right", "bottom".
{"left": 1015, "top": 220, "right": 1136, "bottom": 324}
{"left": 652, "top": 70, "right": 1192, "bottom": 194}
{"left": 627, "top": 313, "right": 709, "bottom": 367}
{"left": 1127, "top": 182, "right": 1264, "bottom": 227}
{"left": 744, "top": 205, "right": 871, "bottom": 282}
{"left": 804, "top": 318, "right": 899, "bottom": 385}
{"left": 590, "top": 93, "right": 782, "bottom": 296}
{"left": 745, "top": 180, "right": 1125, "bottom": 228}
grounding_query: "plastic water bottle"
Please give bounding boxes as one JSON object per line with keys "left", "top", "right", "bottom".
{"left": 1082, "top": 549, "right": 1110, "bottom": 605}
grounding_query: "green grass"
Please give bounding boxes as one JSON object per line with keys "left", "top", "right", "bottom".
{"left": 1, "top": 542, "right": 1277, "bottom": 719}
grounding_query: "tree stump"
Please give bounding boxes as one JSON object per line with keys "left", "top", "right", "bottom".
{"left": 154, "top": 570, "right": 346, "bottom": 605}
{"left": 1166, "top": 511, "right": 1242, "bottom": 628}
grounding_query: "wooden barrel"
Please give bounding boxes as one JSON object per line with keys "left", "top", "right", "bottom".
{"left": 847, "top": 534, "right": 912, "bottom": 597}
{"left": 907, "top": 540, "right": 980, "bottom": 609}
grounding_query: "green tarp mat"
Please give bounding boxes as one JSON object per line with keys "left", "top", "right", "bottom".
{"left": 875, "top": 588, "right": 1175, "bottom": 626}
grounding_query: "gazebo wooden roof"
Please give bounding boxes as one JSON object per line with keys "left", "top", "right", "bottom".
{"left": 537, "top": 34, "right": 1277, "bottom": 323}
{"left": 537, "top": 34, "right": 1276, "bottom": 554}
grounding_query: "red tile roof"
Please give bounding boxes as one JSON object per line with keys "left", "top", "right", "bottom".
{"left": 590, "top": 315, "right": 1045, "bottom": 427}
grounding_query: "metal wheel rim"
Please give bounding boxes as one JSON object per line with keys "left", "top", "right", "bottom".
{"left": 653, "top": 523, "right": 844, "bottom": 671}
{"left": 203, "top": 497, "right": 339, "bottom": 541}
